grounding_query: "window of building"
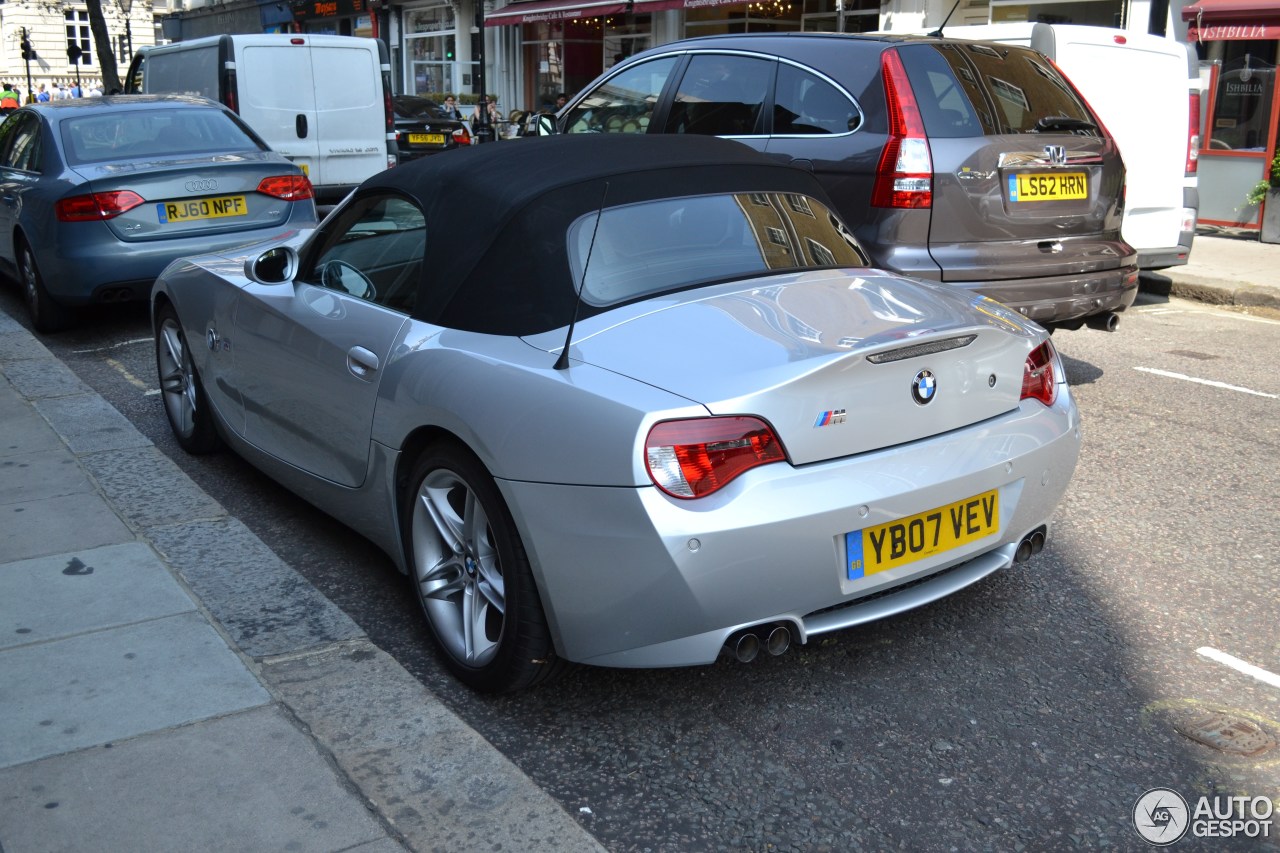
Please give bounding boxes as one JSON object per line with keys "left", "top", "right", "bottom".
{"left": 66, "top": 10, "right": 92, "bottom": 67}
{"left": 404, "top": 5, "right": 458, "bottom": 98}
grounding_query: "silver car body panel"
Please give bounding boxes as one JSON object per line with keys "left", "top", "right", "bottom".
{"left": 157, "top": 239, "right": 1079, "bottom": 669}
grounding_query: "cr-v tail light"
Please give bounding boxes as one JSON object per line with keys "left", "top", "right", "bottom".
{"left": 645, "top": 416, "right": 786, "bottom": 499}
{"left": 872, "top": 48, "right": 932, "bottom": 209}
{"left": 1021, "top": 340, "right": 1061, "bottom": 407}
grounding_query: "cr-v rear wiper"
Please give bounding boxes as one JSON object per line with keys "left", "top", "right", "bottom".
{"left": 1032, "top": 115, "right": 1098, "bottom": 133}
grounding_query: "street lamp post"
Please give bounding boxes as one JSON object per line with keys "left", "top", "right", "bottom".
{"left": 472, "top": 0, "right": 494, "bottom": 143}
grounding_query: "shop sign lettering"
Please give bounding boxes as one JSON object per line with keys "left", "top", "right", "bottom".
{"left": 1189, "top": 23, "right": 1276, "bottom": 40}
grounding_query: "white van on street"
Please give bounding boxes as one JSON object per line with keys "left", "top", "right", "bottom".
{"left": 126, "top": 34, "right": 397, "bottom": 204}
{"left": 913, "top": 23, "right": 1201, "bottom": 270}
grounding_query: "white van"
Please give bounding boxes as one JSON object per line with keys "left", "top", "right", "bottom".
{"left": 909, "top": 23, "right": 1200, "bottom": 270}
{"left": 125, "top": 34, "right": 397, "bottom": 204}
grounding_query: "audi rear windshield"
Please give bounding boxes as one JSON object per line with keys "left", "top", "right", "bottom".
{"left": 60, "top": 108, "right": 264, "bottom": 165}
{"left": 900, "top": 43, "right": 1098, "bottom": 138}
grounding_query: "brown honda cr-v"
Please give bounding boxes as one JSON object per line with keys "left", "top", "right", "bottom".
{"left": 557, "top": 32, "right": 1138, "bottom": 332}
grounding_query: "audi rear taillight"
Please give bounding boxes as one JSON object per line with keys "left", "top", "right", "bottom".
{"left": 872, "top": 48, "right": 932, "bottom": 209}
{"left": 1186, "top": 90, "right": 1201, "bottom": 175}
{"left": 1021, "top": 340, "right": 1061, "bottom": 407}
{"left": 55, "top": 190, "right": 146, "bottom": 222}
{"left": 645, "top": 416, "right": 786, "bottom": 499}
{"left": 257, "top": 174, "right": 314, "bottom": 201}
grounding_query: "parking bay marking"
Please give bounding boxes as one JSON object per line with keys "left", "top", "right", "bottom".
{"left": 72, "top": 337, "right": 153, "bottom": 354}
{"left": 103, "top": 357, "right": 157, "bottom": 395}
{"left": 1134, "top": 366, "right": 1277, "bottom": 399}
{"left": 1197, "top": 647, "right": 1280, "bottom": 690}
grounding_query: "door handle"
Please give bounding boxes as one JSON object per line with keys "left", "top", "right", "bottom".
{"left": 296, "top": 114, "right": 308, "bottom": 138}
{"left": 347, "top": 346, "right": 380, "bottom": 380}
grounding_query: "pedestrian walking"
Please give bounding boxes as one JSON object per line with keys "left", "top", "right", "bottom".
{"left": 36, "top": 84, "right": 50, "bottom": 103}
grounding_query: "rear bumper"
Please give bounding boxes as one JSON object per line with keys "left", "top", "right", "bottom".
{"left": 952, "top": 265, "right": 1140, "bottom": 326}
{"left": 500, "top": 389, "right": 1081, "bottom": 669}
{"left": 41, "top": 215, "right": 316, "bottom": 307}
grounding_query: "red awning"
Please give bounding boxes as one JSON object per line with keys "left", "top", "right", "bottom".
{"left": 1182, "top": 0, "right": 1280, "bottom": 40}
{"left": 485, "top": 0, "right": 628, "bottom": 25}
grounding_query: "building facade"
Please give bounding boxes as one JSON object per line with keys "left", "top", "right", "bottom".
{"left": 1, "top": 0, "right": 158, "bottom": 98}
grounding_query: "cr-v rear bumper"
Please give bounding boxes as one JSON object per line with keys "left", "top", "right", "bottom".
{"left": 952, "top": 264, "right": 1140, "bottom": 327}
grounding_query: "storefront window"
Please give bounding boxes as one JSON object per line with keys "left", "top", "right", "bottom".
{"left": 522, "top": 19, "right": 608, "bottom": 110}
{"left": 405, "top": 5, "right": 458, "bottom": 97}
{"left": 800, "top": 0, "right": 878, "bottom": 32}
{"left": 685, "top": 0, "right": 803, "bottom": 36}
{"left": 1208, "top": 52, "right": 1276, "bottom": 151}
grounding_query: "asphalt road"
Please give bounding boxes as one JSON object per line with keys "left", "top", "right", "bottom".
{"left": 5, "top": 283, "right": 1278, "bottom": 853}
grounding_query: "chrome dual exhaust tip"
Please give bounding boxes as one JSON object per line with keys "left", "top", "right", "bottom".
{"left": 727, "top": 624, "right": 792, "bottom": 662}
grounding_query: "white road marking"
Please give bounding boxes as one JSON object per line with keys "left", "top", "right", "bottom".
{"left": 72, "top": 337, "right": 152, "bottom": 354}
{"left": 1197, "top": 647, "right": 1280, "bottom": 690}
{"left": 1134, "top": 366, "right": 1278, "bottom": 399}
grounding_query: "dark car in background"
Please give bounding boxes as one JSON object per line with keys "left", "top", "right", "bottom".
{"left": 558, "top": 32, "right": 1139, "bottom": 332}
{"left": 0, "top": 95, "right": 317, "bottom": 332}
{"left": 393, "top": 96, "right": 471, "bottom": 161}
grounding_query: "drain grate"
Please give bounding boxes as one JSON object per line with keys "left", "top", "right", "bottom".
{"left": 1173, "top": 711, "right": 1277, "bottom": 757}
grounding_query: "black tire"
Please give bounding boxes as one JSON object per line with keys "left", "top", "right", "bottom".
{"left": 19, "top": 244, "right": 74, "bottom": 333}
{"left": 155, "top": 303, "right": 222, "bottom": 455}
{"left": 403, "top": 442, "right": 566, "bottom": 692}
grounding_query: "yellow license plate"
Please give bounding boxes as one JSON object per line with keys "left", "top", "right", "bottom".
{"left": 409, "top": 133, "right": 445, "bottom": 144}
{"left": 1008, "top": 172, "right": 1087, "bottom": 202}
{"left": 846, "top": 489, "right": 999, "bottom": 578}
{"left": 158, "top": 195, "right": 248, "bottom": 224}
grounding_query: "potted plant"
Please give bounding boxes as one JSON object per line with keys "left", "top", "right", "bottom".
{"left": 1246, "top": 149, "right": 1280, "bottom": 244}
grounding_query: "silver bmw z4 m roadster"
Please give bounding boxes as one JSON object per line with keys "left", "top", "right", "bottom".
{"left": 153, "top": 133, "right": 1080, "bottom": 692}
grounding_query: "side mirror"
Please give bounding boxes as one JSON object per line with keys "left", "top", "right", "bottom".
{"left": 525, "top": 112, "right": 558, "bottom": 137}
{"left": 245, "top": 246, "right": 298, "bottom": 284}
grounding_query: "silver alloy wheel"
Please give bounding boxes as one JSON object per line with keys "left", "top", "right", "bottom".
{"left": 157, "top": 316, "right": 198, "bottom": 438}
{"left": 412, "top": 468, "right": 507, "bottom": 667}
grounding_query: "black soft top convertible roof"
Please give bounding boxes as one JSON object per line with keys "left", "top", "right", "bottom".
{"left": 356, "top": 134, "right": 840, "bottom": 335}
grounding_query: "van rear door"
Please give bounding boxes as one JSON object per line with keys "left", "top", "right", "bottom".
{"left": 237, "top": 41, "right": 324, "bottom": 183}
{"left": 308, "top": 39, "right": 391, "bottom": 191}
{"left": 236, "top": 38, "right": 389, "bottom": 200}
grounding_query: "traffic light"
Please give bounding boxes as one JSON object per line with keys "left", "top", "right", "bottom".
{"left": 68, "top": 44, "right": 83, "bottom": 64}
{"left": 20, "top": 32, "right": 36, "bottom": 62}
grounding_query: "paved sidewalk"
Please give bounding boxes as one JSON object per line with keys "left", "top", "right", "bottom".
{"left": 0, "top": 308, "right": 604, "bottom": 852}
{"left": 1145, "top": 228, "right": 1280, "bottom": 309}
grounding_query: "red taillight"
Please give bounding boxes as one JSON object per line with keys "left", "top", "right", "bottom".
{"left": 872, "top": 48, "right": 932, "bottom": 209}
{"left": 1186, "top": 91, "right": 1201, "bottom": 175}
{"left": 645, "top": 416, "right": 786, "bottom": 499}
{"left": 1021, "top": 340, "right": 1060, "bottom": 407}
{"left": 453, "top": 126, "right": 471, "bottom": 145}
{"left": 257, "top": 174, "right": 314, "bottom": 201}
{"left": 55, "top": 190, "right": 146, "bottom": 222}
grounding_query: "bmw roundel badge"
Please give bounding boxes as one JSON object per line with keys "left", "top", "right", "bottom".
{"left": 912, "top": 369, "right": 937, "bottom": 405}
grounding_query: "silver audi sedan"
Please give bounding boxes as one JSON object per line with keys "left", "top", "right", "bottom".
{"left": 153, "top": 133, "right": 1080, "bottom": 692}
{"left": 0, "top": 95, "right": 317, "bottom": 332}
